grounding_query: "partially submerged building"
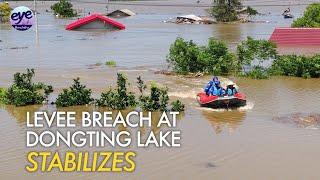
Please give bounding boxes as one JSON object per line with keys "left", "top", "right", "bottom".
{"left": 65, "top": 14, "right": 125, "bottom": 31}
{"left": 107, "top": 9, "right": 136, "bottom": 18}
{"left": 270, "top": 28, "right": 320, "bottom": 46}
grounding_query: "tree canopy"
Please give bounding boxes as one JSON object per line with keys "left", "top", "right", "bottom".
{"left": 292, "top": 3, "right": 320, "bottom": 28}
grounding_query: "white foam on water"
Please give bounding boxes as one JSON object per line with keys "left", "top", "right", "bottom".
{"left": 168, "top": 89, "right": 201, "bottom": 99}
{"left": 194, "top": 106, "right": 232, "bottom": 112}
{"left": 305, "top": 126, "right": 319, "bottom": 130}
{"left": 238, "top": 102, "right": 255, "bottom": 111}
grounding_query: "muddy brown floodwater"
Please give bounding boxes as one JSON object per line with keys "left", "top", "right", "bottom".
{"left": 1, "top": 0, "right": 320, "bottom": 180}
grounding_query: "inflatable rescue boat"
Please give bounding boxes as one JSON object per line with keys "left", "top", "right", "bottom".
{"left": 197, "top": 92, "right": 246, "bottom": 108}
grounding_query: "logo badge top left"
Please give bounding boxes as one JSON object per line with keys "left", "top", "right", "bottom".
{"left": 10, "top": 6, "right": 35, "bottom": 31}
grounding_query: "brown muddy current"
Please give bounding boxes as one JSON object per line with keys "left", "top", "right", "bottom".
{"left": 0, "top": 0, "right": 320, "bottom": 179}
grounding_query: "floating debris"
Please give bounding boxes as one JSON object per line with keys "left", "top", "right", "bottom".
{"left": 205, "top": 162, "right": 216, "bottom": 168}
{"left": 165, "top": 14, "right": 216, "bottom": 24}
{"left": 9, "top": 46, "right": 28, "bottom": 50}
{"left": 86, "top": 62, "right": 103, "bottom": 69}
{"left": 154, "top": 70, "right": 175, "bottom": 75}
{"left": 273, "top": 113, "right": 320, "bottom": 128}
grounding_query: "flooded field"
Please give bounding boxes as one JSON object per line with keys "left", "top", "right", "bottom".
{"left": 1, "top": 0, "right": 320, "bottom": 179}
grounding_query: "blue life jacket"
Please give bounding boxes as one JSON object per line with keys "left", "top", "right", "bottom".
{"left": 209, "top": 85, "right": 223, "bottom": 96}
{"left": 226, "top": 87, "right": 237, "bottom": 96}
{"left": 204, "top": 81, "right": 214, "bottom": 95}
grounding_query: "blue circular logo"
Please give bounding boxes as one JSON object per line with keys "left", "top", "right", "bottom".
{"left": 10, "top": 6, "right": 34, "bottom": 31}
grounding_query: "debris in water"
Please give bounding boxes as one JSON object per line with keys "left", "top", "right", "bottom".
{"left": 9, "top": 46, "right": 28, "bottom": 50}
{"left": 206, "top": 162, "right": 216, "bottom": 168}
{"left": 165, "top": 14, "right": 216, "bottom": 24}
{"left": 273, "top": 113, "right": 320, "bottom": 129}
{"left": 87, "top": 62, "right": 103, "bottom": 69}
{"left": 154, "top": 70, "right": 175, "bottom": 75}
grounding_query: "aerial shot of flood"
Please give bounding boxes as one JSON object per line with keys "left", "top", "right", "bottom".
{"left": 0, "top": 0, "right": 320, "bottom": 179}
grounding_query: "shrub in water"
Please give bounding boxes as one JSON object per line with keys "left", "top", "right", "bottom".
{"left": 292, "top": 3, "right": 320, "bottom": 28}
{"left": 171, "top": 100, "right": 185, "bottom": 112}
{"left": 202, "top": 38, "right": 239, "bottom": 75}
{"left": 0, "top": 2, "right": 12, "bottom": 23}
{"left": 137, "top": 77, "right": 173, "bottom": 112}
{"left": 167, "top": 37, "right": 238, "bottom": 75}
{"left": 96, "top": 73, "right": 136, "bottom": 110}
{"left": 51, "top": 0, "right": 77, "bottom": 18}
{"left": 237, "top": 36, "right": 277, "bottom": 67}
{"left": 139, "top": 85, "right": 169, "bottom": 111}
{"left": 4, "top": 69, "right": 53, "bottom": 106}
{"left": 167, "top": 37, "right": 201, "bottom": 74}
{"left": 105, "top": 60, "right": 117, "bottom": 67}
{"left": 0, "top": 88, "right": 7, "bottom": 104}
{"left": 270, "top": 55, "right": 320, "bottom": 78}
{"left": 55, "top": 78, "right": 93, "bottom": 107}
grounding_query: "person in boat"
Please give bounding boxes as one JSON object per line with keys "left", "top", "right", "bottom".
{"left": 225, "top": 82, "right": 238, "bottom": 96}
{"left": 204, "top": 76, "right": 217, "bottom": 95}
{"left": 282, "top": 7, "right": 291, "bottom": 16}
{"left": 204, "top": 76, "right": 223, "bottom": 96}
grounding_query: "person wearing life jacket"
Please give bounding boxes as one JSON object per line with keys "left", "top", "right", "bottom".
{"left": 204, "top": 76, "right": 219, "bottom": 95}
{"left": 209, "top": 80, "right": 224, "bottom": 96}
{"left": 225, "top": 82, "right": 238, "bottom": 96}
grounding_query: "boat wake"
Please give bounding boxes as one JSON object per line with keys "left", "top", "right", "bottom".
{"left": 194, "top": 101, "right": 254, "bottom": 112}
{"left": 168, "top": 89, "right": 201, "bottom": 99}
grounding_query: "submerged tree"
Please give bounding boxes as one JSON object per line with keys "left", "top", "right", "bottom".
{"left": 211, "top": 0, "right": 242, "bottom": 22}
{"left": 51, "top": 0, "right": 77, "bottom": 18}
{"left": 4, "top": 69, "right": 53, "bottom": 106}
{"left": 96, "top": 73, "right": 136, "bottom": 110}
{"left": 0, "top": 2, "right": 12, "bottom": 23}
{"left": 167, "top": 37, "right": 239, "bottom": 75}
{"left": 292, "top": 3, "right": 320, "bottom": 28}
{"left": 55, "top": 78, "right": 93, "bottom": 107}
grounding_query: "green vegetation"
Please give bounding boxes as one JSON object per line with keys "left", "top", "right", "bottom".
{"left": 246, "top": 6, "right": 258, "bottom": 16}
{"left": 137, "top": 76, "right": 184, "bottom": 112}
{"left": 51, "top": 0, "right": 77, "bottom": 18}
{"left": 96, "top": 73, "right": 136, "bottom": 110}
{"left": 167, "top": 37, "right": 320, "bottom": 79}
{"left": 210, "top": 1, "right": 258, "bottom": 22}
{"left": 167, "top": 37, "right": 238, "bottom": 75}
{"left": 292, "top": 3, "right": 320, "bottom": 28}
{"left": 171, "top": 100, "right": 185, "bottom": 112}
{"left": 242, "top": 66, "right": 270, "bottom": 79}
{"left": 55, "top": 78, "right": 93, "bottom": 107}
{"left": 270, "top": 55, "right": 320, "bottom": 78}
{"left": 211, "top": 0, "right": 241, "bottom": 22}
{"left": 237, "top": 37, "right": 277, "bottom": 66}
{"left": 3, "top": 69, "right": 53, "bottom": 106}
{"left": 139, "top": 83, "right": 169, "bottom": 112}
{"left": 105, "top": 60, "right": 117, "bottom": 67}
{"left": 0, "top": 88, "right": 7, "bottom": 104}
{"left": 0, "top": 2, "right": 12, "bottom": 23}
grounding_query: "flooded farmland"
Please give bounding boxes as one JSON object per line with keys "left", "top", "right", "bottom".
{"left": 0, "top": 0, "right": 320, "bottom": 179}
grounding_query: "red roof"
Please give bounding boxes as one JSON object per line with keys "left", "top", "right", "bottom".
{"left": 269, "top": 28, "right": 320, "bottom": 46}
{"left": 65, "top": 14, "right": 125, "bottom": 30}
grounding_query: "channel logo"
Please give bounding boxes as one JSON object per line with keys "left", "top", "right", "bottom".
{"left": 10, "top": 6, "right": 34, "bottom": 31}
